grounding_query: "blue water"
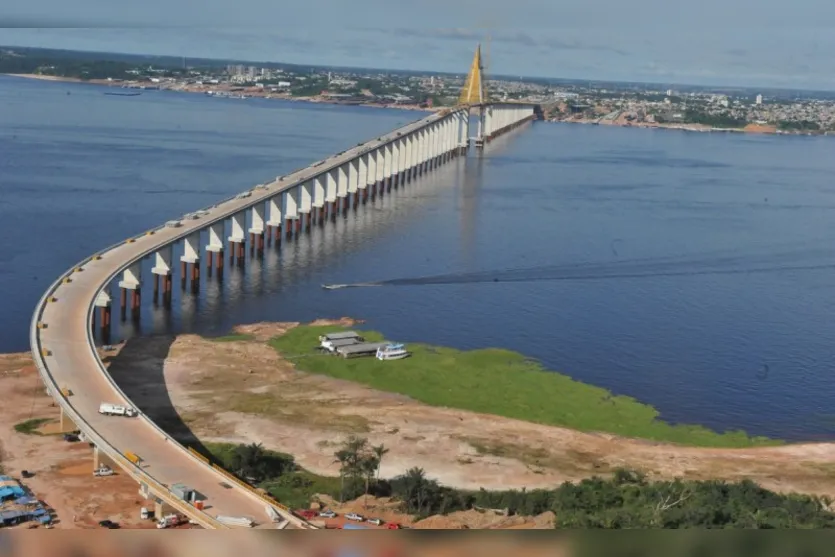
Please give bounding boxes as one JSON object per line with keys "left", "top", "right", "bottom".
{"left": 2, "top": 75, "right": 835, "bottom": 441}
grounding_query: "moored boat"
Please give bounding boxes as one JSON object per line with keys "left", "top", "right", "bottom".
{"left": 376, "top": 343, "right": 409, "bottom": 361}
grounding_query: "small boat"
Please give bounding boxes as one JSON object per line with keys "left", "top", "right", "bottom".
{"left": 105, "top": 91, "right": 142, "bottom": 97}
{"left": 376, "top": 343, "right": 410, "bottom": 361}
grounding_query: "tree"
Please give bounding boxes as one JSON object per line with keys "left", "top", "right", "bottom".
{"left": 231, "top": 442, "right": 266, "bottom": 481}
{"left": 372, "top": 444, "right": 389, "bottom": 481}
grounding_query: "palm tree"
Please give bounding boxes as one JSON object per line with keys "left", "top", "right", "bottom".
{"left": 333, "top": 449, "right": 352, "bottom": 503}
{"left": 361, "top": 456, "right": 380, "bottom": 509}
{"left": 372, "top": 444, "right": 389, "bottom": 481}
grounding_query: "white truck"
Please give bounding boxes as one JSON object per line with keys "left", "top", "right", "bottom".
{"left": 156, "top": 514, "right": 183, "bottom": 529}
{"left": 99, "top": 403, "right": 137, "bottom": 417}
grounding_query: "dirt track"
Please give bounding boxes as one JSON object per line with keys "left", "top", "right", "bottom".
{"left": 99, "top": 320, "right": 835, "bottom": 499}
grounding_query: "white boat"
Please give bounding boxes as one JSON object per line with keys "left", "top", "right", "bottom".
{"left": 376, "top": 343, "right": 410, "bottom": 361}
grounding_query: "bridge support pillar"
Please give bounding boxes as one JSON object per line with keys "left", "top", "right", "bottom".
{"left": 59, "top": 407, "right": 77, "bottom": 434}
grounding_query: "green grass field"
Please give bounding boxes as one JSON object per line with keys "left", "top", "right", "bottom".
{"left": 269, "top": 325, "right": 779, "bottom": 448}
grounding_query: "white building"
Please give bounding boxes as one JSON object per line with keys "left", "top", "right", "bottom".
{"left": 756, "top": 94, "right": 763, "bottom": 105}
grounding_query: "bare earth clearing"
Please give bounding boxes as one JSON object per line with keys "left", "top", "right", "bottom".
{"left": 0, "top": 355, "right": 154, "bottom": 529}
{"left": 104, "top": 320, "right": 835, "bottom": 500}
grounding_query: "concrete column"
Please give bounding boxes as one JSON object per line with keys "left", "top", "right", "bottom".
{"left": 381, "top": 143, "right": 392, "bottom": 194}
{"left": 337, "top": 163, "right": 349, "bottom": 211}
{"left": 374, "top": 148, "right": 385, "bottom": 199}
{"left": 118, "top": 262, "right": 141, "bottom": 321}
{"left": 325, "top": 169, "right": 338, "bottom": 218}
{"left": 419, "top": 128, "right": 428, "bottom": 173}
{"left": 59, "top": 407, "right": 77, "bottom": 433}
{"left": 390, "top": 140, "right": 400, "bottom": 189}
{"left": 356, "top": 154, "right": 367, "bottom": 209}
{"left": 227, "top": 212, "right": 246, "bottom": 264}
{"left": 403, "top": 134, "right": 414, "bottom": 182}
{"left": 206, "top": 222, "right": 224, "bottom": 277}
{"left": 397, "top": 137, "right": 407, "bottom": 184}
{"left": 298, "top": 181, "right": 313, "bottom": 231}
{"left": 348, "top": 158, "right": 359, "bottom": 211}
{"left": 248, "top": 203, "right": 265, "bottom": 251}
{"left": 95, "top": 290, "right": 112, "bottom": 343}
{"left": 284, "top": 188, "right": 298, "bottom": 239}
{"left": 151, "top": 244, "right": 174, "bottom": 297}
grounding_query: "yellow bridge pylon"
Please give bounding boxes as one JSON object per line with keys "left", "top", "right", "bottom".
{"left": 458, "top": 43, "right": 487, "bottom": 107}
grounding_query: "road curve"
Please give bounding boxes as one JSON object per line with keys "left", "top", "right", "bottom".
{"left": 29, "top": 108, "right": 470, "bottom": 529}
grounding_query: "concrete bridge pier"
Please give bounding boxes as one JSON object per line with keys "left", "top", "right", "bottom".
{"left": 228, "top": 212, "right": 246, "bottom": 266}
{"left": 206, "top": 223, "right": 225, "bottom": 279}
{"left": 180, "top": 233, "right": 201, "bottom": 290}
{"left": 58, "top": 407, "right": 77, "bottom": 433}
{"left": 94, "top": 291, "right": 112, "bottom": 342}
{"left": 118, "top": 263, "right": 141, "bottom": 321}
{"left": 266, "top": 196, "right": 283, "bottom": 248}
{"left": 249, "top": 204, "right": 266, "bottom": 257}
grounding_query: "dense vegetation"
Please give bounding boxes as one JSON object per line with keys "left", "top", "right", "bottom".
{"left": 205, "top": 441, "right": 835, "bottom": 528}
{"left": 778, "top": 120, "right": 821, "bottom": 131}
{"left": 269, "top": 325, "right": 777, "bottom": 448}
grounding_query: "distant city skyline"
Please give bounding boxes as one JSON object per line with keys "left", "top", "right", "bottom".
{"left": 3, "top": 0, "right": 835, "bottom": 89}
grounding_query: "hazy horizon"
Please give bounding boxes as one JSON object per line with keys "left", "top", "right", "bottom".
{"left": 2, "top": 1, "right": 834, "bottom": 90}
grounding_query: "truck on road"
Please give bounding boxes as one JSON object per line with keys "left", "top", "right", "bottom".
{"left": 156, "top": 514, "right": 183, "bottom": 529}
{"left": 99, "top": 403, "right": 137, "bottom": 417}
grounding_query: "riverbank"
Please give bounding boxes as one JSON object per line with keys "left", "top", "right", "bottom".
{"left": 91, "top": 320, "right": 835, "bottom": 499}
{"left": 272, "top": 324, "right": 775, "bottom": 448}
{"left": 2, "top": 73, "right": 438, "bottom": 113}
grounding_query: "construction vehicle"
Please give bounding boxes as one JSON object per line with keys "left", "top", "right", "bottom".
{"left": 99, "top": 403, "right": 137, "bottom": 417}
{"left": 124, "top": 451, "right": 142, "bottom": 465}
{"left": 156, "top": 513, "right": 183, "bottom": 529}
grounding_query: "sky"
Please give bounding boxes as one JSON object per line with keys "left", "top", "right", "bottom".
{"left": 3, "top": 0, "right": 835, "bottom": 89}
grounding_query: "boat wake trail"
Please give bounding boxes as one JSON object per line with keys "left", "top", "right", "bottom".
{"left": 322, "top": 246, "right": 835, "bottom": 290}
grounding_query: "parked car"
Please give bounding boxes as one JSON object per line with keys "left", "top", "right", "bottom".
{"left": 20, "top": 470, "right": 34, "bottom": 479}
{"left": 63, "top": 433, "right": 79, "bottom": 442}
{"left": 367, "top": 518, "right": 383, "bottom": 526}
{"left": 319, "top": 510, "right": 337, "bottom": 518}
{"left": 345, "top": 512, "right": 364, "bottom": 522}
{"left": 297, "top": 509, "right": 318, "bottom": 520}
{"left": 98, "top": 519, "right": 119, "bottom": 529}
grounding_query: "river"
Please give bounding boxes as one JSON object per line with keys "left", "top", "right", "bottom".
{"left": 2, "top": 74, "right": 834, "bottom": 441}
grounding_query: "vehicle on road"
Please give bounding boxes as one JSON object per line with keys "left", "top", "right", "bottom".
{"left": 98, "top": 402, "right": 137, "bottom": 417}
{"left": 93, "top": 465, "right": 114, "bottom": 477}
{"left": 345, "top": 512, "right": 364, "bottom": 522}
{"left": 157, "top": 514, "right": 183, "bottom": 529}
{"left": 319, "top": 510, "right": 337, "bottom": 518}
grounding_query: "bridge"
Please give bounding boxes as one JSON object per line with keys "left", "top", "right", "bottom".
{"left": 29, "top": 46, "right": 537, "bottom": 529}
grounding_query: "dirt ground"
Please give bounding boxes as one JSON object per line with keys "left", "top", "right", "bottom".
{"left": 0, "top": 354, "right": 154, "bottom": 530}
{"left": 100, "top": 320, "right": 835, "bottom": 504}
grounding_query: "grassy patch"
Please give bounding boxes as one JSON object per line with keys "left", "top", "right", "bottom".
{"left": 260, "top": 470, "right": 342, "bottom": 510}
{"left": 13, "top": 418, "right": 52, "bottom": 435}
{"left": 205, "top": 333, "right": 255, "bottom": 342}
{"left": 269, "top": 325, "right": 779, "bottom": 448}
{"left": 461, "top": 436, "right": 610, "bottom": 475}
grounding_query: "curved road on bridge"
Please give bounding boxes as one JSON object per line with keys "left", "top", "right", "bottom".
{"left": 28, "top": 107, "right": 477, "bottom": 529}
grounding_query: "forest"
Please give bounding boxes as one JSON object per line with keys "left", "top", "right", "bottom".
{"left": 207, "top": 440, "right": 835, "bottom": 528}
